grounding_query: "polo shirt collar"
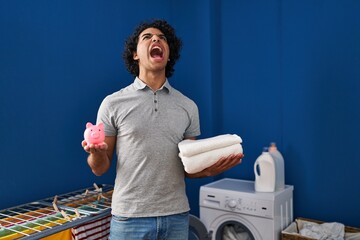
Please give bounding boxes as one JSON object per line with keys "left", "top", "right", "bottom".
{"left": 134, "top": 77, "right": 171, "bottom": 93}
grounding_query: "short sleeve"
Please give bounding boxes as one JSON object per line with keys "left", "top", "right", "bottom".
{"left": 96, "top": 96, "right": 117, "bottom": 137}
{"left": 184, "top": 101, "right": 201, "bottom": 138}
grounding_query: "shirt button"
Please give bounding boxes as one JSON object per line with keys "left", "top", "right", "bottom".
{"left": 155, "top": 108, "right": 158, "bottom": 112}
{"left": 154, "top": 100, "right": 157, "bottom": 103}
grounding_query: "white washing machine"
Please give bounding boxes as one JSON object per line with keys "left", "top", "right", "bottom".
{"left": 189, "top": 178, "right": 293, "bottom": 240}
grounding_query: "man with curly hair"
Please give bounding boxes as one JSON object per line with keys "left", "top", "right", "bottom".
{"left": 82, "top": 19, "right": 243, "bottom": 239}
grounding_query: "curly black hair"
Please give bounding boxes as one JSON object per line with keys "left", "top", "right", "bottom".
{"left": 123, "top": 19, "right": 182, "bottom": 78}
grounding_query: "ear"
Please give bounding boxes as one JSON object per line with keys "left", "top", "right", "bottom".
{"left": 86, "top": 122, "right": 93, "bottom": 128}
{"left": 133, "top": 51, "right": 139, "bottom": 60}
{"left": 98, "top": 122, "right": 104, "bottom": 130}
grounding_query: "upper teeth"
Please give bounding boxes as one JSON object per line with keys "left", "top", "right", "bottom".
{"left": 152, "top": 46, "right": 162, "bottom": 52}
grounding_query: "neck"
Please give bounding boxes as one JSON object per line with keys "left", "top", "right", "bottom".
{"left": 138, "top": 71, "right": 166, "bottom": 91}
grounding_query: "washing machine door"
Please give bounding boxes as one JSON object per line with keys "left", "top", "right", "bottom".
{"left": 189, "top": 214, "right": 211, "bottom": 240}
{"left": 214, "top": 220, "right": 255, "bottom": 240}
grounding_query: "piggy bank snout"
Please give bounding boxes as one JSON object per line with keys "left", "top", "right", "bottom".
{"left": 91, "top": 131, "right": 100, "bottom": 138}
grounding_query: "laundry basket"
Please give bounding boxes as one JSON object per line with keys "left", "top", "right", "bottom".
{"left": 282, "top": 218, "right": 360, "bottom": 240}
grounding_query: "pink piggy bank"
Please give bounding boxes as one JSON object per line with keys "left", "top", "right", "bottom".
{"left": 84, "top": 122, "right": 105, "bottom": 145}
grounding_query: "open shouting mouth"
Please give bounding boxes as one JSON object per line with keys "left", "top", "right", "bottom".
{"left": 150, "top": 44, "right": 164, "bottom": 61}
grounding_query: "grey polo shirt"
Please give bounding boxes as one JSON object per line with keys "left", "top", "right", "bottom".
{"left": 97, "top": 77, "right": 200, "bottom": 217}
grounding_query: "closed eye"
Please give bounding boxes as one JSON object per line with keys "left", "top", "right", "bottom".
{"left": 159, "top": 34, "right": 167, "bottom": 41}
{"left": 142, "top": 33, "right": 152, "bottom": 40}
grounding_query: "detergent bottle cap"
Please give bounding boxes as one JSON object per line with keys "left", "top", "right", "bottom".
{"left": 270, "top": 142, "right": 277, "bottom": 149}
{"left": 263, "top": 147, "right": 269, "bottom": 152}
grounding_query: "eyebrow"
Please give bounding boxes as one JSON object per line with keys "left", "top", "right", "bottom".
{"left": 140, "top": 33, "right": 166, "bottom": 38}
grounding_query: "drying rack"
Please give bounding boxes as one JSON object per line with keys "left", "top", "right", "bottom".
{"left": 0, "top": 183, "right": 113, "bottom": 240}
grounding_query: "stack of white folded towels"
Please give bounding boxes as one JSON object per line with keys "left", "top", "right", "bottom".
{"left": 178, "top": 134, "right": 243, "bottom": 174}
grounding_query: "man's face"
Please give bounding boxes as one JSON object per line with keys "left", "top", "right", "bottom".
{"left": 133, "top": 28, "right": 170, "bottom": 74}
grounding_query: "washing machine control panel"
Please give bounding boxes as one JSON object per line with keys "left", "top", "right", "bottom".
{"left": 200, "top": 189, "right": 274, "bottom": 218}
{"left": 224, "top": 196, "right": 273, "bottom": 217}
{"left": 201, "top": 191, "right": 274, "bottom": 218}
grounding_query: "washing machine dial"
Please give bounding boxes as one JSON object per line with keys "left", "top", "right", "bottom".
{"left": 227, "top": 199, "right": 237, "bottom": 209}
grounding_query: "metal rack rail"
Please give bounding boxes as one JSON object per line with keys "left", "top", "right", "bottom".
{"left": 0, "top": 184, "right": 113, "bottom": 240}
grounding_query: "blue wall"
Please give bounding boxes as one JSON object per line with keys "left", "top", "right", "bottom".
{"left": 220, "top": 0, "right": 360, "bottom": 227}
{"left": 1, "top": 0, "right": 359, "bottom": 228}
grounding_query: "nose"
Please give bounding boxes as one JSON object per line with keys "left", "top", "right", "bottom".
{"left": 152, "top": 35, "right": 160, "bottom": 42}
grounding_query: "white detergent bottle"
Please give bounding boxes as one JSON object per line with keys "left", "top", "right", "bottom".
{"left": 269, "top": 142, "right": 285, "bottom": 191}
{"left": 254, "top": 147, "right": 276, "bottom": 192}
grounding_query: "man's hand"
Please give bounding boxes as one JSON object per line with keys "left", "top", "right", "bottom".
{"left": 81, "top": 140, "right": 108, "bottom": 154}
{"left": 81, "top": 136, "right": 116, "bottom": 176}
{"left": 186, "top": 153, "right": 244, "bottom": 178}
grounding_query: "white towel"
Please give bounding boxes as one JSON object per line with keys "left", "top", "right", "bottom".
{"left": 178, "top": 134, "right": 242, "bottom": 157}
{"left": 180, "top": 143, "right": 243, "bottom": 174}
{"left": 299, "top": 221, "right": 345, "bottom": 240}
